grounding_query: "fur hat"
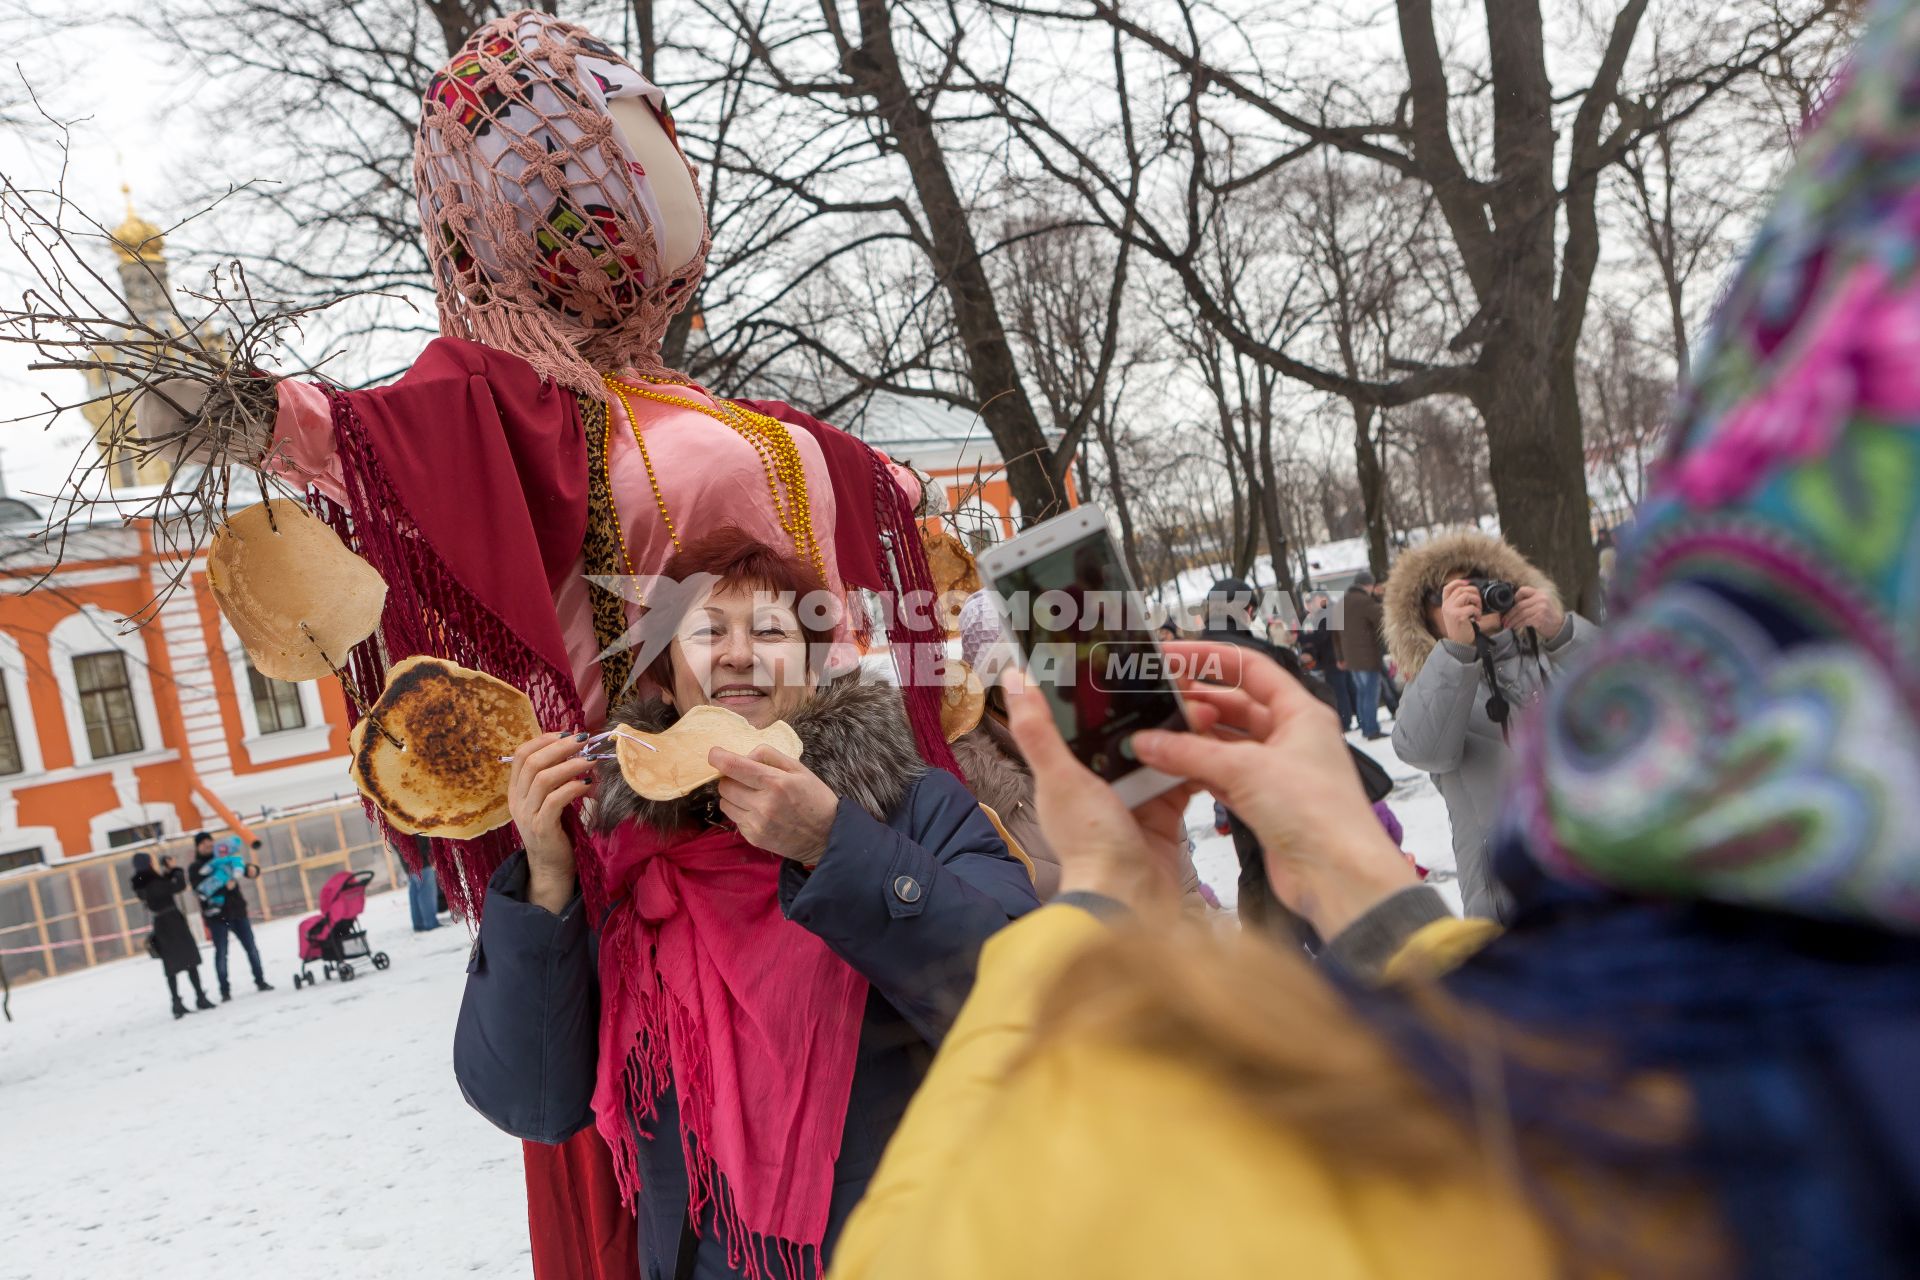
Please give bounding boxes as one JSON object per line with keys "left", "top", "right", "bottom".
{"left": 1381, "top": 529, "right": 1559, "bottom": 680}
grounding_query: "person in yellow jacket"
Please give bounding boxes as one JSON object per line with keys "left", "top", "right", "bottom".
{"left": 831, "top": 8, "right": 1920, "bottom": 1269}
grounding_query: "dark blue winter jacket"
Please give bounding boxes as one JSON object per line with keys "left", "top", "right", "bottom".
{"left": 452, "top": 769, "right": 1038, "bottom": 1280}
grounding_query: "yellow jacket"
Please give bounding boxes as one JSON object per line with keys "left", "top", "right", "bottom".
{"left": 829, "top": 904, "right": 1551, "bottom": 1279}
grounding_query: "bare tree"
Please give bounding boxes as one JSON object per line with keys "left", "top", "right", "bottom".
{"left": 1582, "top": 303, "right": 1669, "bottom": 518}
{"left": 1276, "top": 154, "right": 1448, "bottom": 577}
{"left": 985, "top": 0, "right": 1846, "bottom": 615}
{"left": 715, "top": 1, "right": 1158, "bottom": 524}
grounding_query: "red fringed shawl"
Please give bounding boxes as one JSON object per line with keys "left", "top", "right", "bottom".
{"left": 307, "top": 341, "right": 958, "bottom": 917}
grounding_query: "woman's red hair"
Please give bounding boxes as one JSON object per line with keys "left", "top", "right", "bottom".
{"left": 641, "top": 527, "right": 836, "bottom": 692}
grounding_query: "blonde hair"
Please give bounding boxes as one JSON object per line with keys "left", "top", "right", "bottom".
{"left": 1033, "top": 914, "right": 1724, "bottom": 1277}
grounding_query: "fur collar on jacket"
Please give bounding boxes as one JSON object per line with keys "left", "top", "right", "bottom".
{"left": 590, "top": 677, "right": 927, "bottom": 837}
{"left": 950, "top": 715, "right": 1031, "bottom": 817}
{"left": 1382, "top": 529, "right": 1561, "bottom": 681}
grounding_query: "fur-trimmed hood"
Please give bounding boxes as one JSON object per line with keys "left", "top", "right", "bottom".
{"left": 1382, "top": 529, "right": 1561, "bottom": 680}
{"left": 590, "top": 677, "right": 927, "bottom": 837}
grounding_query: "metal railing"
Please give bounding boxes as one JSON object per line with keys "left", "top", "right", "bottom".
{"left": 0, "top": 802, "right": 401, "bottom": 985}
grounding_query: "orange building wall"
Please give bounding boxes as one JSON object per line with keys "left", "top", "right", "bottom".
{"left": 191, "top": 570, "right": 350, "bottom": 775}
{"left": 2, "top": 528, "right": 354, "bottom": 861}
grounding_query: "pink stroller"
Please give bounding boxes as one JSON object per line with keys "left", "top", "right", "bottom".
{"left": 291, "top": 869, "right": 391, "bottom": 987}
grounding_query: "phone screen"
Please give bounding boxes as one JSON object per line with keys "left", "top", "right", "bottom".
{"left": 990, "top": 528, "right": 1187, "bottom": 782}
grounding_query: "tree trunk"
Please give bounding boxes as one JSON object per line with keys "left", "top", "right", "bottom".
{"left": 1093, "top": 413, "right": 1148, "bottom": 589}
{"left": 631, "top": 0, "right": 657, "bottom": 80}
{"left": 1255, "top": 414, "right": 1298, "bottom": 606}
{"left": 849, "top": 0, "right": 1061, "bottom": 525}
{"left": 1477, "top": 345, "right": 1600, "bottom": 616}
{"left": 423, "top": 0, "right": 489, "bottom": 54}
{"left": 1235, "top": 485, "right": 1262, "bottom": 580}
{"left": 1351, "top": 400, "right": 1390, "bottom": 578}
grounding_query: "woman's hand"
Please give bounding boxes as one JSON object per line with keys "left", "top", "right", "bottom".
{"left": 1130, "top": 642, "right": 1419, "bottom": 939}
{"left": 710, "top": 746, "right": 840, "bottom": 865}
{"left": 509, "top": 732, "right": 595, "bottom": 914}
{"left": 1003, "top": 673, "right": 1200, "bottom": 911}
{"left": 1503, "top": 585, "right": 1565, "bottom": 637}
{"left": 1438, "top": 579, "right": 1485, "bottom": 646}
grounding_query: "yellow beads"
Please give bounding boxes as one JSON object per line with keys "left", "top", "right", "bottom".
{"left": 602, "top": 375, "right": 683, "bottom": 557}
{"left": 600, "top": 373, "right": 828, "bottom": 583}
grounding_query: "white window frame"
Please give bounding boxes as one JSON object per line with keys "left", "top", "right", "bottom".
{"left": 0, "top": 630, "right": 45, "bottom": 777}
{"left": 48, "top": 607, "right": 165, "bottom": 766}
{"left": 222, "top": 622, "right": 331, "bottom": 765}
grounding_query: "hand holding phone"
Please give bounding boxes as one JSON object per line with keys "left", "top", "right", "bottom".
{"left": 1002, "top": 671, "right": 1200, "bottom": 909}
{"left": 976, "top": 506, "right": 1191, "bottom": 806}
{"left": 1129, "top": 642, "right": 1418, "bottom": 939}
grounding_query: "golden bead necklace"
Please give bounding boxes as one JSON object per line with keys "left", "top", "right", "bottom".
{"left": 600, "top": 373, "right": 828, "bottom": 583}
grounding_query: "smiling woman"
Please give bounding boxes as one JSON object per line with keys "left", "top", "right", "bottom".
{"left": 639, "top": 526, "right": 840, "bottom": 731}
{"left": 453, "top": 529, "right": 1039, "bottom": 1280}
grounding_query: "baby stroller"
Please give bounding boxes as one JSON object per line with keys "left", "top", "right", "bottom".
{"left": 292, "top": 869, "right": 391, "bottom": 987}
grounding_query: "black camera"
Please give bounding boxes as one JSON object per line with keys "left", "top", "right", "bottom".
{"left": 1469, "top": 577, "right": 1518, "bottom": 615}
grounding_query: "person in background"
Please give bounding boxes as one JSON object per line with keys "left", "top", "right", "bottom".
{"left": 189, "top": 834, "right": 273, "bottom": 1001}
{"left": 1296, "top": 589, "right": 1350, "bottom": 727}
{"left": 131, "top": 851, "right": 215, "bottom": 1019}
{"left": 1197, "top": 579, "right": 1393, "bottom": 945}
{"left": 1332, "top": 571, "right": 1388, "bottom": 740}
{"left": 407, "top": 834, "right": 441, "bottom": 933}
{"left": 1382, "top": 532, "right": 1597, "bottom": 920}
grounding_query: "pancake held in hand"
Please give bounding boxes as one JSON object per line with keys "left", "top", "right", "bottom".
{"left": 349, "top": 656, "right": 541, "bottom": 838}
{"left": 615, "top": 704, "right": 804, "bottom": 800}
{"left": 207, "top": 501, "right": 387, "bottom": 681}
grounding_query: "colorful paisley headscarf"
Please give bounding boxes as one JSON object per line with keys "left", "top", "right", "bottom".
{"left": 414, "top": 10, "right": 710, "bottom": 395}
{"left": 1506, "top": 0, "right": 1920, "bottom": 931}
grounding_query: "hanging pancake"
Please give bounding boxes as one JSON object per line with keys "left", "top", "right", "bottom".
{"left": 614, "top": 704, "right": 804, "bottom": 801}
{"left": 348, "top": 656, "right": 541, "bottom": 839}
{"left": 921, "top": 524, "right": 982, "bottom": 636}
{"left": 207, "top": 500, "right": 387, "bottom": 680}
{"left": 939, "top": 660, "right": 987, "bottom": 742}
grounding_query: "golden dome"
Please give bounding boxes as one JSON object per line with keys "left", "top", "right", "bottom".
{"left": 111, "top": 184, "right": 165, "bottom": 263}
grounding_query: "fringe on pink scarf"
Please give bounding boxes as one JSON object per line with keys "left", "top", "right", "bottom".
{"left": 590, "top": 822, "right": 867, "bottom": 1280}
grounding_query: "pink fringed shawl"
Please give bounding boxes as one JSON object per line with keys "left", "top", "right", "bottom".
{"left": 590, "top": 823, "right": 866, "bottom": 1280}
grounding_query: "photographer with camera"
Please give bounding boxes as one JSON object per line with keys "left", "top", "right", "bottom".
{"left": 1383, "top": 531, "right": 1597, "bottom": 920}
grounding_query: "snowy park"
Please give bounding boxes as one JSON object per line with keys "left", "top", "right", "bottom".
{"left": 3, "top": 721, "right": 1455, "bottom": 1280}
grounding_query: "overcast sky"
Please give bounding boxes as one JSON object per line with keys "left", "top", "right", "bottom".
{"left": 0, "top": 14, "right": 219, "bottom": 506}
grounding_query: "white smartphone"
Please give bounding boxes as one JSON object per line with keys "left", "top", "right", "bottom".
{"left": 976, "top": 505, "right": 1192, "bottom": 806}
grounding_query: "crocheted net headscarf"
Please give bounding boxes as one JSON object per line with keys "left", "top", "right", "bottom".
{"left": 414, "top": 10, "right": 710, "bottom": 395}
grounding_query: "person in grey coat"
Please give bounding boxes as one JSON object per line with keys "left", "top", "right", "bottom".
{"left": 1382, "top": 530, "right": 1598, "bottom": 920}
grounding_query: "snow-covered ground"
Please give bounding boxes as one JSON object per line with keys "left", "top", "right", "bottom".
{"left": 1, "top": 891, "right": 528, "bottom": 1280}
{"left": 4, "top": 707, "right": 1453, "bottom": 1279}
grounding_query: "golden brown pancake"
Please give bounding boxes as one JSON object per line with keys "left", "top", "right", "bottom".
{"left": 348, "top": 656, "right": 541, "bottom": 839}
{"left": 921, "top": 525, "right": 982, "bottom": 635}
{"left": 614, "top": 704, "right": 804, "bottom": 801}
{"left": 207, "top": 501, "right": 387, "bottom": 680}
{"left": 939, "top": 660, "right": 987, "bottom": 742}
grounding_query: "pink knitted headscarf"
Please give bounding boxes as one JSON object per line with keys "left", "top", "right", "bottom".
{"left": 414, "top": 11, "right": 710, "bottom": 395}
